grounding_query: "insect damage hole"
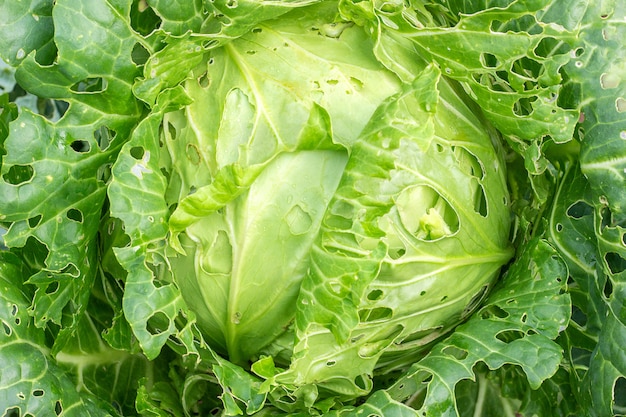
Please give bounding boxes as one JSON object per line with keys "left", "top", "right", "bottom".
{"left": 130, "top": 146, "right": 145, "bottom": 160}
{"left": 473, "top": 181, "right": 488, "bottom": 217}
{"left": 2, "top": 320, "right": 11, "bottom": 336}
{"left": 67, "top": 208, "right": 83, "bottom": 223}
{"left": 358, "top": 307, "right": 393, "bottom": 322}
{"left": 70, "top": 139, "right": 91, "bottom": 153}
{"left": 28, "top": 214, "right": 42, "bottom": 228}
{"left": 442, "top": 345, "right": 468, "bottom": 360}
{"left": 567, "top": 200, "right": 594, "bottom": 219}
{"left": 94, "top": 126, "right": 115, "bottom": 151}
{"left": 147, "top": 311, "right": 170, "bottom": 335}
{"left": 367, "top": 289, "right": 384, "bottom": 301}
{"left": 613, "top": 377, "right": 626, "bottom": 414}
{"left": 480, "top": 52, "right": 499, "bottom": 68}
{"left": 396, "top": 185, "right": 460, "bottom": 241}
{"left": 70, "top": 77, "right": 107, "bottom": 93}
{"left": 3, "top": 164, "right": 34, "bottom": 185}
{"left": 495, "top": 329, "right": 525, "bottom": 343}
{"left": 605, "top": 252, "right": 626, "bottom": 275}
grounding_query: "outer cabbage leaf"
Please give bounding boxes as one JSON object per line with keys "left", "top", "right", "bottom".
{"left": 133, "top": 0, "right": 323, "bottom": 105}
{"left": 549, "top": 164, "right": 626, "bottom": 417}
{"left": 546, "top": 1, "right": 626, "bottom": 415}
{"left": 343, "top": 0, "right": 581, "bottom": 175}
{"left": 571, "top": 1, "right": 626, "bottom": 223}
{"left": 389, "top": 237, "right": 569, "bottom": 416}
{"left": 315, "top": 238, "right": 569, "bottom": 417}
{"left": 0, "top": 251, "right": 120, "bottom": 417}
{"left": 0, "top": 0, "right": 55, "bottom": 68}
{"left": 0, "top": 0, "right": 143, "bottom": 353}
{"left": 108, "top": 87, "right": 201, "bottom": 361}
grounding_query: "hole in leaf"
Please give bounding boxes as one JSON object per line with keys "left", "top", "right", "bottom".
{"left": 556, "top": 223, "right": 563, "bottom": 232}
{"left": 70, "top": 77, "right": 107, "bottom": 93}
{"left": 388, "top": 247, "right": 406, "bottom": 260}
{"left": 367, "top": 289, "right": 384, "bottom": 301}
{"left": 511, "top": 57, "right": 542, "bottom": 83}
{"left": 2, "top": 320, "right": 11, "bottom": 336}
{"left": 45, "top": 280, "right": 59, "bottom": 295}
{"left": 28, "top": 215, "right": 42, "bottom": 228}
{"left": 458, "top": 147, "right": 485, "bottom": 179}
{"left": 567, "top": 200, "right": 594, "bottom": 219}
{"left": 480, "top": 52, "right": 499, "bottom": 68}
{"left": 613, "top": 377, "right": 626, "bottom": 413}
{"left": 130, "top": 146, "right": 145, "bottom": 160}
{"left": 601, "top": 206, "right": 613, "bottom": 230}
{"left": 97, "top": 163, "right": 112, "bottom": 182}
{"left": 513, "top": 96, "right": 538, "bottom": 116}
{"left": 131, "top": 42, "right": 150, "bottom": 65}
{"left": 167, "top": 122, "right": 177, "bottom": 140}
{"left": 481, "top": 305, "right": 509, "bottom": 319}
{"left": 3, "top": 164, "right": 34, "bottom": 185}
{"left": 442, "top": 346, "right": 468, "bottom": 360}
{"left": 197, "top": 72, "right": 210, "bottom": 88}
{"left": 354, "top": 374, "right": 368, "bottom": 390}
{"left": 55, "top": 400, "right": 63, "bottom": 416}
{"left": 5, "top": 407, "right": 20, "bottom": 417}
{"left": 32, "top": 389, "right": 44, "bottom": 397}
{"left": 67, "top": 208, "right": 83, "bottom": 223}
{"left": 359, "top": 307, "right": 393, "bottom": 322}
{"left": 490, "top": 14, "right": 541, "bottom": 35}
{"left": 326, "top": 360, "right": 336, "bottom": 367}
{"left": 533, "top": 36, "right": 570, "bottom": 58}
{"left": 473, "top": 183, "right": 488, "bottom": 217}
{"left": 603, "top": 276, "right": 614, "bottom": 298}
{"left": 129, "top": 0, "right": 161, "bottom": 35}
{"left": 495, "top": 329, "right": 525, "bottom": 343}
{"left": 396, "top": 185, "right": 460, "bottom": 240}
{"left": 61, "top": 263, "right": 79, "bottom": 277}
{"left": 94, "top": 126, "right": 115, "bottom": 151}
{"left": 70, "top": 139, "right": 90, "bottom": 153}
{"left": 605, "top": 252, "right": 626, "bottom": 275}
{"left": 147, "top": 311, "right": 170, "bottom": 334}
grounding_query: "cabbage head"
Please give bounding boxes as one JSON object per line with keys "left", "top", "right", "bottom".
{"left": 165, "top": 2, "right": 513, "bottom": 404}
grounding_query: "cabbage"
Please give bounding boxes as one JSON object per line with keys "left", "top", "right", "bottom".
{"left": 165, "top": 3, "right": 512, "bottom": 402}
{"left": 1, "top": 0, "right": 624, "bottom": 416}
